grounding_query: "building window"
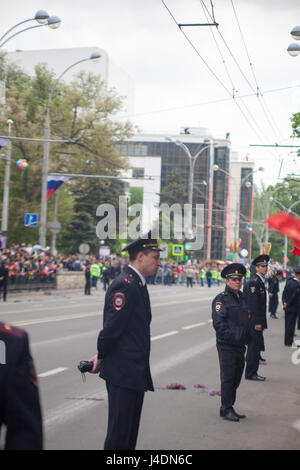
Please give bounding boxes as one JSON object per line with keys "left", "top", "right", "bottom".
{"left": 132, "top": 167, "right": 145, "bottom": 178}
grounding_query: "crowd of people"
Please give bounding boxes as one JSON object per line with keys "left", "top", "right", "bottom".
{"left": 0, "top": 242, "right": 294, "bottom": 292}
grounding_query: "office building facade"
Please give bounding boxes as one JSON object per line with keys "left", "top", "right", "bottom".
{"left": 117, "top": 128, "right": 231, "bottom": 260}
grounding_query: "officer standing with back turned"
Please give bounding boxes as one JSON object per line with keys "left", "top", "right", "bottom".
{"left": 89, "top": 232, "right": 162, "bottom": 450}
{"left": 244, "top": 254, "right": 269, "bottom": 381}
{"left": 0, "top": 322, "right": 43, "bottom": 449}
{"left": 212, "top": 263, "right": 251, "bottom": 422}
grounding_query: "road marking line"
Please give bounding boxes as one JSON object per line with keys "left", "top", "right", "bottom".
{"left": 9, "top": 297, "right": 215, "bottom": 327}
{"left": 38, "top": 367, "right": 68, "bottom": 378}
{"left": 151, "top": 331, "right": 178, "bottom": 341}
{"left": 182, "top": 322, "right": 206, "bottom": 330}
{"left": 292, "top": 419, "right": 300, "bottom": 432}
{"left": 13, "top": 311, "right": 101, "bottom": 327}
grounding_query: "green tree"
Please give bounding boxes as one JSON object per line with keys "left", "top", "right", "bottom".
{"left": 0, "top": 54, "right": 133, "bottom": 251}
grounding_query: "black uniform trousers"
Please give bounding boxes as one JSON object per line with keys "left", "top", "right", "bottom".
{"left": 284, "top": 310, "right": 298, "bottom": 346}
{"left": 269, "top": 294, "right": 279, "bottom": 315}
{"left": 104, "top": 382, "right": 144, "bottom": 450}
{"left": 0, "top": 281, "right": 7, "bottom": 301}
{"left": 245, "top": 330, "right": 263, "bottom": 378}
{"left": 217, "top": 344, "right": 245, "bottom": 414}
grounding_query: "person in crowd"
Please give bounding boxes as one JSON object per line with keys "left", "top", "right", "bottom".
{"left": 282, "top": 267, "right": 300, "bottom": 347}
{"left": 244, "top": 255, "right": 269, "bottom": 382}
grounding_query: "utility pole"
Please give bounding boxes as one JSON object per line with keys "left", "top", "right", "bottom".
{"left": 1, "top": 119, "right": 13, "bottom": 250}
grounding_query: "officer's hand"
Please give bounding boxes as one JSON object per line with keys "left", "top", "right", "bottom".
{"left": 283, "top": 302, "right": 287, "bottom": 309}
{"left": 89, "top": 354, "right": 102, "bottom": 374}
{"left": 269, "top": 293, "right": 273, "bottom": 297}
{"left": 254, "top": 324, "right": 262, "bottom": 331}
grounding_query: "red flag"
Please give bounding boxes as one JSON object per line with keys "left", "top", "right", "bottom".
{"left": 267, "top": 212, "right": 300, "bottom": 256}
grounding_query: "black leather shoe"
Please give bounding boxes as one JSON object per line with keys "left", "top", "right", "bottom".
{"left": 246, "top": 374, "right": 266, "bottom": 381}
{"left": 222, "top": 410, "right": 239, "bottom": 422}
{"left": 232, "top": 408, "right": 246, "bottom": 419}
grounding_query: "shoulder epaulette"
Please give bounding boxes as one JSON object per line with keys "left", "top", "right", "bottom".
{"left": 0, "top": 322, "right": 24, "bottom": 338}
{"left": 123, "top": 273, "right": 135, "bottom": 285}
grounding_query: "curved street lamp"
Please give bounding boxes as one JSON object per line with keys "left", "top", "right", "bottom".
{"left": 213, "top": 165, "right": 264, "bottom": 259}
{"left": 287, "top": 26, "right": 300, "bottom": 57}
{"left": 39, "top": 52, "right": 102, "bottom": 248}
{"left": 0, "top": 12, "right": 61, "bottom": 48}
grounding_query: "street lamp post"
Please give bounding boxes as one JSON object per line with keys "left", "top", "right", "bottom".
{"left": 265, "top": 182, "right": 289, "bottom": 244}
{"left": 165, "top": 137, "right": 217, "bottom": 248}
{"left": 287, "top": 25, "right": 300, "bottom": 56}
{"left": 213, "top": 165, "right": 264, "bottom": 259}
{"left": 39, "top": 52, "right": 101, "bottom": 248}
{"left": 0, "top": 12, "right": 61, "bottom": 48}
{"left": 0, "top": 119, "right": 13, "bottom": 250}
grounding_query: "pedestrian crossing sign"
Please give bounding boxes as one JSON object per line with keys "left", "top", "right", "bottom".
{"left": 172, "top": 244, "right": 183, "bottom": 256}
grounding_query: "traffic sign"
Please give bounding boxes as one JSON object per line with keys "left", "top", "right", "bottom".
{"left": 79, "top": 243, "right": 90, "bottom": 254}
{"left": 24, "top": 213, "right": 38, "bottom": 227}
{"left": 172, "top": 244, "right": 184, "bottom": 256}
{"left": 159, "top": 244, "right": 169, "bottom": 259}
{"left": 49, "top": 220, "right": 61, "bottom": 234}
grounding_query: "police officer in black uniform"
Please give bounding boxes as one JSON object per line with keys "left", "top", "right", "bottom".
{"left": 0, "top": 322, "right": 43, "bottom": 449}
{"left": 282, "top": 267, "right": 300, "bottom": 346}
{"left": 244, "top": 254, "right": 269, "bottom": 381}
{"left": 89, "top": 232, "right": 161, "bottom": 450}
{"left": 212, "top": 263, "right": 251, "bottom": 422}
{"left": 268, "top": 270, "right": 282, "bottom": 319}
{"left": 0, "top": 259, "right": 8, "bottom": 302}
{"left": 84, "top": 262, "right": 91, "bottom": 295}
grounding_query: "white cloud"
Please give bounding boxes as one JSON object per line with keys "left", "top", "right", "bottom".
{"left": 1, "top": 0, "right": 300, "bottom": 185}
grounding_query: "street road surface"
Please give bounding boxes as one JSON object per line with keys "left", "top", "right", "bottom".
{"left": 1, "top": 284, "right": 300, "bottom": 450}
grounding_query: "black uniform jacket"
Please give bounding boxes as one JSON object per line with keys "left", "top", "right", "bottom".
{"left": 0, "top": 266, "right": 8, "bottom": 284}
{"left": 282, "top": 278, "right": 300, "bottom": 312}
{"left": 244, "top": 274, "right": 268, "bottom": 330}
{"left": 97, "top": 267, "right": 154, "bottom": 392}
{"left": 268, "top": 277, "right": 279, "bottom": 295}
{"left": 0, "top": 322, "right": 43, "bottom": 450}
{"left": 212, "top": 285, "right": 251, "bottom": 348}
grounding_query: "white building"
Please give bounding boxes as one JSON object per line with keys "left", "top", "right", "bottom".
{"left": 7, "top": 47, "right": 135, "bottom": 114}
{"left": 121, "top": 155, "right": 161, "bottom": 234}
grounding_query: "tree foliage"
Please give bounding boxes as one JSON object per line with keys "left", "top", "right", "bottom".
{"left": 0, "top": 53, "right": 133, "bottom": 253}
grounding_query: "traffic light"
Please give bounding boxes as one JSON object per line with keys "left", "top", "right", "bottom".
{"left": 246, "top": 221, "right": 252, "bottom": 231}
{"left": 184, "top": 243, "right": 190, "bottom": 250}
{"left": 185, "top": 255, "right": 189, "bottom": 261}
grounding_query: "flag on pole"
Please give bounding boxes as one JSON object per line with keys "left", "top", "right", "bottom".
{"left": 0, "top": 138, "right": 9, "bottom": 149}
{"left": 47, "top": 175, "right": 71, "bottom": 200}
{"left": 267, "top": 212, "right": 300, "bottom": 256}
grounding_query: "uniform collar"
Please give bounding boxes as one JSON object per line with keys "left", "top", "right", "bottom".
{"left": 128, "top": 265, "right": 146, "bottom": 286}
{"left": 255, "top": 273, "right": 265, "bottom": 283}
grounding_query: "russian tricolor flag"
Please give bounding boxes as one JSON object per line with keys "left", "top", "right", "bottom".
{"left": 47, "top": 175, "right": 71, "bottom": 200}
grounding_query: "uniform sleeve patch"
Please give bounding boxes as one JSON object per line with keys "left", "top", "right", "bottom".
{"left": 250, "top": 286, "right": 256, "bottom": 293}
{"left": 113, "top": 292, "right": 126, "bottom": 311}
{"left": 215, "top": 302, "right": 222, "bottom": 312}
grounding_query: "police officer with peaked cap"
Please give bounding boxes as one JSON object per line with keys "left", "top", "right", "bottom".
{"left": 244, "top": 254, "right": 269, "bottom": 381}
{"left": 268, "top": 270, "right": 282, "bottom": 319}
{"left": 282, "top": 266, "right": 300, "bottom": 346}
{"left": 212, "top": 263, "right": 251, "bottom": 422}
{"left": 0, "top": 322, "right": 43, "bottom": 449}
{"left": 89, "top": 232, "right": 162, "bottom": 450}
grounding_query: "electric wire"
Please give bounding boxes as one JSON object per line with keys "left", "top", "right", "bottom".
{"left": 200, "top": 0, "right": 282, "bottom": 158}
{"left": 160, "top": 0, "right": 280, "bottom": 160}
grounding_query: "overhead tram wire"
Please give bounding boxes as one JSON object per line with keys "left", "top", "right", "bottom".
{"left": 229, "top": 0, "right": 284, "bottom": 144}
{"left": 200, "top": 0, "right": 282, "bottom": 156}
{"left": 199, "top": 0, "right": 276, "bottom": 152}
{"left": 160, "top": 0, "right": 281, "bottom": 159}
{"left": 115, "top": 84, "right": 300, "bottom": 121}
